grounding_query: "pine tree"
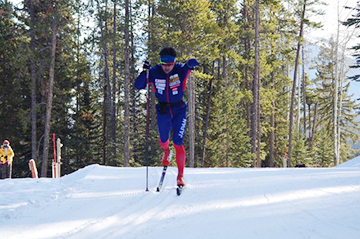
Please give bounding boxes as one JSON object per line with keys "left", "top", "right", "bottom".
{"left": 0, "top": 1, "right": 29, "bottom": 176}
{"left": 343, "top": 1, "right": 360, "bottom": 81}
{"left": 313, "top": 40, "right": 360, "bottom": 166}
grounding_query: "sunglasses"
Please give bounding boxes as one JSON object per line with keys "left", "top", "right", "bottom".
{"left": 161, "top": 62, "right": 175, "bottom": 66}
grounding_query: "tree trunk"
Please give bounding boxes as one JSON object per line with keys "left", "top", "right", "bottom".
{"left": 124, "top": 0, "right": 131, "bottom": 167}
{"left": 269, "top": 71, "right": 275, "bottom": 167}
{"left": 252, "top": 0, "right": 261, "bottom": 167}
{"left": 103, "top": 0, "right": 113, "bottom": 164}
{"left": 102, "top": 79, "right": 108, "bottom": 165}
{"left": 101, "top": 64, "right": 107, "bottom": 165}
{"left": 188, "top": 74, "right": 195, "bottom": 168}
{"left": 333, "top": 1, "right": 340, "bottom": 166}
{"left": 200, "top": 61, "right": 214, "bottom": 167}
{"left": 309, "top": 102, "right": 317, "bottom": 152}
{"left": 242, "top": 1, "right": 252, "bottom": 138}
{"left": 96, "top": 0, "right": 110, "bottom": 165}
{"left": 29, "top": 0, "right": 37, "bottom": 162}
{"left": 142, "top": 0, "right": 154, "bottom": 165}
{"left": 302, "top": 47, "right": 307, "bottom": 136}
{"left": 297, "top": 69, "right": 301, "bottom": 130}
{"left": 222, "top": 56, "right": 229, "bottom": 167}
{"left": 288, "top": 0, "right": 306, "bottom": 167}
{"left": 41, "top": 3, "right": 58, "bottom": 177}
{"left": 111, "top": 0, "right": 117, "bottom": 159}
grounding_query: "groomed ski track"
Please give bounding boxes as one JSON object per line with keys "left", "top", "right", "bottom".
{"left": 1, "top": 163, "right": 360, "bottom": 239}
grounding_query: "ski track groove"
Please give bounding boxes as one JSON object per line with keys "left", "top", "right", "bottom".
{"left": 58, "top": 167, "right": 185, "bottom": 239}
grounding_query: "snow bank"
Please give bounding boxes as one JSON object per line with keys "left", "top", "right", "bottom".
{"left": 337, "top": 155, "right": 360, "bottom": 167}
{"left": 1, "top": 165, "right": 360, "bottom": 239}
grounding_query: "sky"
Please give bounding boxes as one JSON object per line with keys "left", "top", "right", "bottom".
{"left": 309, "top": 0, "right": 359, "bottom": 43}
{"left": 307, "top": 0, "right": 360, "bottom": 99}
{"left": 0, "top": 157, "right": 359, "bottom": 239}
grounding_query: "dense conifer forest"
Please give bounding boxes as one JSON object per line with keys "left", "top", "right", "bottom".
{"left": 0, "top": 0, "right": 359, "bottom": 177}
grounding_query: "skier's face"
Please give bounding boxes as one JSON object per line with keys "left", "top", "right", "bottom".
{"left": 161, "top": 63, "right": 175, "bottom": 74}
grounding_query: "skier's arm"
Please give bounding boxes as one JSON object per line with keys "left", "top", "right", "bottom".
{"left": 180, "top": 59, "right": 199, "bottom": 81}
{"left": 134, "top": 60, "right": 151, "bottom": 90}
{"left": 7, "top": 147, "right": 14, "bottom": 164}
{"left": 186, "top": 59, "right": 199, "bottom": 69}
{"left": 0, "top": 149, "right": 4, "bottom": 164}
{"left": 134, "top": 71, "right": 147, "bottom": 90}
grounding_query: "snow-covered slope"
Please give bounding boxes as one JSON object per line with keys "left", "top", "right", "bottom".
{"left": 337, "top": 155, "right": 360, "bottom": 167}
{"left": 1, "top": 162, "right": 360, "bottom": 239}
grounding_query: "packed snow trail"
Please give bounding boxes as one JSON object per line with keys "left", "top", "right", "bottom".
{"left": 1, "top": 162, "right": 360, "bottom": 239}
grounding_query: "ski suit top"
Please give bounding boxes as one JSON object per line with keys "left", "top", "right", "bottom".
{"left": 0, "top": 145, "right": 15, "bottom": 165}
{"left": 134, "top": 62, "right": 195, "bottom": 105}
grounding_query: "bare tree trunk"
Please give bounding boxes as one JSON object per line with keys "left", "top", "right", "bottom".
{"left": 222, "top": 56, "right": 229, "bottom": 167}
{"left": 123, "top": 0, "right": 131, "bottom": 167}
{"left": 309, "top": 102, "right": 317, "bottom": 152}
{"left": 269, "top": 71, "right": 275, "bottom": 167}
{"left": 302, "top": 47, "right": 307, "bottom": 136}
{"left": 103, "top": 0, "right": 112, "bottom": 135}
{"left": 200, "top": 61, "right": 215, "bottom": 167}
{"left": 188, "top": 74, "right": 195, "bottom": 168}
{"left": 337, "top": 15, "right": 355, "bottom": 164}
{"left": 142, "top": 0, "right": 152, "bottom": 168}
{"left": 29, "top": 0, "right": 37, "bottom": 162}
{"left": 288, "top": 0, "right": 306, "bottom": 167}
{"left": 103, "top": 0, "right": 113, "bottom": 163}
{"left": 333, "top": 1, "right": 340, "bottom": 166}
{"left": 297, "top": 69, "right": 301, "bottom": 130}
{"left": 95, "top": 0, "right": 111, "bottom": 165}
{"left": 102, "top": 80, "right": 108, "bottom": 165}
{"left": 243, "top": 4, "right": 252, "bottom": 137}
{"left": 252, "top": 0, "right": 261, "bottom": 167}
{"left": 130, "top": 3, "right": 138, "bottom": 163}
{"left": 41, "top": 3, "right": 58, "bottom": 177}
{"left": 242, "top": 1, "right": 252, "bottom": 138}
{"left": 111, "top": 0, "right": 117, "bottom": 158}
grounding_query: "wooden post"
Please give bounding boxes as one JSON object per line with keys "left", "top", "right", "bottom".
{"left": 29, "top": 159, "right": 38, "bottom": 178}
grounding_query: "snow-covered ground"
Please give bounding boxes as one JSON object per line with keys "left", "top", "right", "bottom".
{"left": 1, "top": 157, "right": 360, "bottom": 239}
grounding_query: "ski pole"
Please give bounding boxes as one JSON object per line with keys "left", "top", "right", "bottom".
{"left": 145, "top": 69, "right": 150, "bottom": 191}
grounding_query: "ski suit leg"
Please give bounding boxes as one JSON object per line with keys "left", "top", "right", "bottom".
{"left": 174, "top": 144, "right": 186, "bottom": 186}
{"left": 5, "top": 163, "right": 10, "bottom": 178}
{"left": 171, "top": 105, "right": 187, "bottom": 146}
{"left": 157, "top": 106, "right": 172, "bottom": 166}
{"left": 171, "top": 105, "right": 187, "bottom": 186}
{"left": 1, "top": 164, "right": 7, "bottom": 179}
{"left": 156, "top": 108, "right": 172, "bottom": 144}
{"left": 159, "top": 139, "right": 170, "bottom": 166}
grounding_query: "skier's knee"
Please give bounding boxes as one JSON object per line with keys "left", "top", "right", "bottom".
{"left": 173, "top": 143, "right": 185, "bottom": 153}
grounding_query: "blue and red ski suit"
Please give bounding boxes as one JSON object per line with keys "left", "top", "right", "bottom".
{"left": 135, "top": 62, "right": 196, "bottom": 185}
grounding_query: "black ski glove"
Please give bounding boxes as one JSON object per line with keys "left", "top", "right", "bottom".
{"left": 143, "top": 60, "right": 150, "bottom": 72}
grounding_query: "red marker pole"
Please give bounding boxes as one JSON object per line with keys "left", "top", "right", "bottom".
{"left": 52, "top": 133, "right": 57, "bottom": 178}
{"left": 29, "top": 159, "right": 38, "bottom": 178}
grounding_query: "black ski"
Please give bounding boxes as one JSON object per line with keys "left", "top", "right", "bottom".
{"left": 156, "top": 151, "right": 173, "bottom": 192}
{"left": 176, "top": 185, "right": 184, "bottom": 196}
{"left": 156, "top": 166, "right": 168, "bottom": 192}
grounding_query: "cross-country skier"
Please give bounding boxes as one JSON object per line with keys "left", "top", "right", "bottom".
{"left": 0, "top": 140, "right": 15, "bottom": 179}
{"left": 134, "top": 47, "right": 199, "bottom": 187}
